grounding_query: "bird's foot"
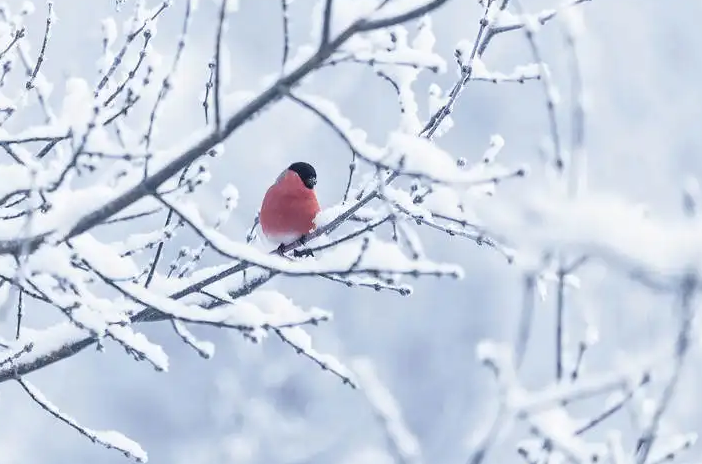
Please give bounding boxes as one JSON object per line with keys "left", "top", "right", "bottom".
{"left": 276, "top": 244, "right": 286, "bottom": 255}
{"left": 293, "top": 248, "right": 314, "bottom": 258}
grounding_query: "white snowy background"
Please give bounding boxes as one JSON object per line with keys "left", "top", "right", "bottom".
{"left": 1, "top": 0, "right": 701, "bottom": 463}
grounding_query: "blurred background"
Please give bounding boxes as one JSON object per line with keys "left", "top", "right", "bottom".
{"left": 1, "top": 1, "right": 701, "bottom": 463}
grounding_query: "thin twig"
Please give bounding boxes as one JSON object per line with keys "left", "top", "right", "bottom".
{"left": 272, "top": 327, "right": 357, "bottom": 388}
{"left": 15, "top": 288, "right": 22, "bottom": 340}
{"left": 25, "top": 2, "right": 52, "bottom": 91}
{"left": 144, "top": 0, "right": 193, "bottom": 149}
{"left": 635, "top": 275, "right": 697, "bottom": 464}
{"left": 213, "top": 0, "right": 228, "bottom": 131}
{"left": 203, "top": 60, "right": 215, "bottom": 124}
{"left": 555, "top": 267, "right": 565, "bottom": 381}
{"left": 514, "top": 273, "right": 535, "bottom": 370}
{"left": 143, "top": 166, "right": 193, "bottom": 288}
{"left": 17, "top": 378, "right": 146, "bottom": 462}
{"left": 321, "top": 0, "right": 334, "bottom": 47}
{"left": 0, "top": 28, "right": 24, "bottom": 62}
{"left": 280, "top": 0, "right": 292, "bottom": 70}
{"left": 511, "top": 0, "right": 562, "bottom": 169}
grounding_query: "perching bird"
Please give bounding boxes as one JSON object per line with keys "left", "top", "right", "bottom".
{"left": 259, "top": 161, "right": 321, "bottom": 255}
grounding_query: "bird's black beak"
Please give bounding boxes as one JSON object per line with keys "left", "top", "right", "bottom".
{"left": 305, "top": 177, "right": 317, "bottom": 189}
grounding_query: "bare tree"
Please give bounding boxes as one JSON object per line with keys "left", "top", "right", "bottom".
{"left": 0, "top": 1, "right": 694, "bottom": 463}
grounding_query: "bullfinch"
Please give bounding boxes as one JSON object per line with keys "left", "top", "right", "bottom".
{"left": 259, "top": 161, "right": 321, "bottom": 255}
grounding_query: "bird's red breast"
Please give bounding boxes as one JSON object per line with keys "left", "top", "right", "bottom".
{"left": 260, "top": 169, "right": 321, "bottom": 244}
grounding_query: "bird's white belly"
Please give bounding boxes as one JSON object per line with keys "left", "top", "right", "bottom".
{"left": 261, "top": 231, "right": 302, "bottom": 246}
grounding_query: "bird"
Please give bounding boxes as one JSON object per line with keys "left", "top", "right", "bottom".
{"left": 259, "top": 161, "right": 321, "bottom": 257}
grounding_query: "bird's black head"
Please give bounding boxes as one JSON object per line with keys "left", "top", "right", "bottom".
{"left": 288, "top": 161, "right": 317, "bottom": 189}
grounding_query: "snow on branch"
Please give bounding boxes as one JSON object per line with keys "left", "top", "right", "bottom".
{"left": 0, "top": 0, "right": 651, "bottom": 462}
{"left": 0, "top": 0, "right": 455, "bottom": 258}
{"left": 17, "top": 378, "right": 148, "bottom": 462}
{"left": 474, "top": 189, "right": 702, "bottom": 284}
{"left": 459, "top": 3, "right": 700, "bottom": 464}
{"left": 288, "top": 92, "right": 523, "bottom": 186}
{"left": 0, "top": 0, "right": 540, "bottom": 393}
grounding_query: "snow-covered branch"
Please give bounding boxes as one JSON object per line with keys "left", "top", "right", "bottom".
{"left": 9, "top": 2, "right": 688, "bottom": 464}
{"left": 18, "top": 378, "right": 148, "bottom": 462}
